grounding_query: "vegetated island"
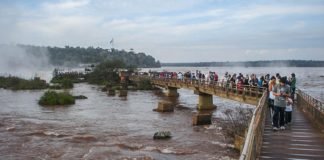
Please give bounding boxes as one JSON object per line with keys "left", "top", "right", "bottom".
{"left": 162, "top": 60, "right": 324, "bottom": 67}
{"left": 4, "top": 44, "right": 161, "bottom": 68}
{"left": 38, "top": 90, "right": 75, "bottom": 106}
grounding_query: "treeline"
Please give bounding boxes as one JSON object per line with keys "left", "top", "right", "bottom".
{"left": 162, "top": 60, "right": 324, "bottom": 67}
{"left": 17, "top": 44, "right": 161, "bottom": 68}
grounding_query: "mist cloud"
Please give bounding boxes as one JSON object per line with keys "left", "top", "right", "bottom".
{"left": 0, "top": 44, "right": 52, "bottom": 79}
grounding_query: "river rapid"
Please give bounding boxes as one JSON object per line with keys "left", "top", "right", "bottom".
{"left": 0, "top": 67, "right": 323, "bottom": 160}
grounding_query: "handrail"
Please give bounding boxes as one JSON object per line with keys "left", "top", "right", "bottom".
{"left": 297, "top": 89, "right": 324, "bottom": 112}
{"left": 130, "top": 75, "right": 266, "bottom": 95}
{"left": 296, "top": 89, "right": 324, "bottom": 129}
{"left": 239, "top": 91, "right": 268, "bottom": 160}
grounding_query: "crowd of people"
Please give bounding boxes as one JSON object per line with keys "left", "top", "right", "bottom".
{"left": 149, "top": 70, "right": 294, "bottom": 89}
{"left": 147, "top": 70, "right": 297, "bottom": 131}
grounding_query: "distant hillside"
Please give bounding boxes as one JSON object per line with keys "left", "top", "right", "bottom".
{"left": 162, "top": 60, "right": 324, "bottom": 67}
{"left": 17, "top": 44, "right": 161, "bottom": 68}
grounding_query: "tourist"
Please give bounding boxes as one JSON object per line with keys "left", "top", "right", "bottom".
{"left": 290, "top": 73, "right": 296, "bottom": 100}
{"left": 202, "top": 73, "right": 205, "bottom": 84}
{"left": 230, "top": 74, "right": 236, "bottom": 88}
{"left": 263, "top": 74, "right": 270, "bottom": 89}
{"left": 275, "top": 73, "right": 281, "bottom": 85}
{"left": 258, "top": 75, "right": 265, "bottom": 88}
{"left": 272, "top": 77, "right": 291, "bottom": 131}
{"left": 285, "top": 98, "right": 293, "bottom": 125}
{"left": 265, "top": 74, "right": 270, "bottom": 83}
{"left": 243, "top": 74, "right": 249, "bottom": 86}
{"left": 237, "top": 76, "right": 244, "bottom": 93}
{"left": 227, "top": 74, "right": 232, "bottom": 88}
{"left": 221, "top": 72, "right": 229, "bottom": 87}
{"left": 268, "top": 76, "right": 276, "bottom": 117}
{"left": 177, "top": 72, "right": 183, "bottom": 80}
{"left": 249, "top": 74, "right": 258, "bottom": 87}
{"left": 214, "top": 72, "right": 218, "bottom": 83}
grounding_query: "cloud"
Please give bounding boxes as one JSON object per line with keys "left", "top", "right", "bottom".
{"left": 231, "top": 5, "right": 324, "bottom": 21}
{"left": 0, "top": 0, "right": 324, "bottom": 62}
{"left": 42, "top": 0, "right": 90, "bottom": 10}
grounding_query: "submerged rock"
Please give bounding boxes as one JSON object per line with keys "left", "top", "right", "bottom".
{"left": 72, "top": 135, "right": 97, "bottom": 141}
{"left": 6, "top": 127, "right": 16, "bottom": 131}
{"left": 153, "top": 131, "right": 171, "bottom": 140}
{"left": 73, "top": 95, "right": 88, "bottom": 99}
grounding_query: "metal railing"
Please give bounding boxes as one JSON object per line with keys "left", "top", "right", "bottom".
{"left": 130, "top": 75, "right": 266, "bottom": 97}
{"left": 239, "top": 91, "right": 268, "bottom": 160}
{"left": 297, "top": 89, "right": 324, "bottom": 129}
{"left": 297, "top": 89, "right": 324, "bottom": 112}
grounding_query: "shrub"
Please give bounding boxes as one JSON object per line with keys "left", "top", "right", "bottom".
{"left": 136, "top": 79, "right": 154, "bottom": 90}
{"left": 61, "top": 79, "right": 73, "bottom": 89}
{"left": 220, "top": 106, "right": 253, "bottom": 138}
{"left": 39, "top": 91, "right": 75, "bottom": 106}
{"left": 51, "top": 70, "right": 85, "bottom": 84}
{"left": 85, "top": 60, "right": 125, "bottom": 85}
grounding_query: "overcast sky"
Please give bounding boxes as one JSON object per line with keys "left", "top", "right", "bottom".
{"left": 1, "top": 0, "right": 324, "bottom": 62}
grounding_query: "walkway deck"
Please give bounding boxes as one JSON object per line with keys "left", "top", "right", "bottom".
{"left": 260, "top": 106, "right": 324, "bottom": 160}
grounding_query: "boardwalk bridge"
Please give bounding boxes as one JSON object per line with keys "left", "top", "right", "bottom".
{"left": 130, "top": 76, "right": 324, "bottom": 160}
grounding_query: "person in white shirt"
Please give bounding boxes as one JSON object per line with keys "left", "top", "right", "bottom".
{"left": 268, "top": 76, "right": 276, "bottom": 117}
{"left": 177, "top": 72, "right": 183, "bottom": 81}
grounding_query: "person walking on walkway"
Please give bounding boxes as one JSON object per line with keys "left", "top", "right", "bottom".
{"left": 272, "top": 77, "right": 291, "bottom": 131}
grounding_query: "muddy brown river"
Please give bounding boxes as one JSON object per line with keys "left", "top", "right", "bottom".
{"left": 0, "top": 67, "right": 323, "bottom": 159}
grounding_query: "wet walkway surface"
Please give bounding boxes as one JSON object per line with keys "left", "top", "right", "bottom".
{"left": 260, "top": 106, "right": 324, "bottom": 160}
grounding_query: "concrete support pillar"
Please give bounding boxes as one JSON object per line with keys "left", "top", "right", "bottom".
{"left": 198, "top": 92, "right": 216, "bottom": 110}
{"left": 107, "top": 89, "right": 116, "bottom": 96}
{"left": 118, "top": 90, "right": 128, "bottom": 97}
{"left": 166, "top": 87, "right": 179, "bottom": 97}
{"left": 154, "top": 101, "right": 174, "bottom": 112}
{"left": 192, "top": 112, "right": 212, "bottom": 125}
